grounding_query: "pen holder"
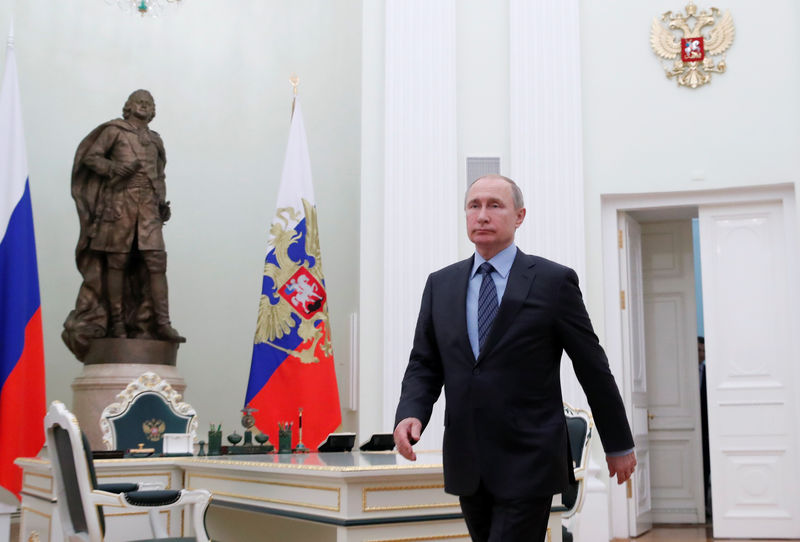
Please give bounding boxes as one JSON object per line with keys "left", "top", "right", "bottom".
{"left": 278, "top": 425, "right": 292, "bottom": 454}
{"left": 207, "top": 430, "right": 222, "bottom": 456}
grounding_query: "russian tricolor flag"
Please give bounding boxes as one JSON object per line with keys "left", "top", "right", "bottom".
{"left": 0, "top": 33, "right": 46, "bottom": 499}
{"left": 245, "top": 97, "right": 341, "bottom": 451}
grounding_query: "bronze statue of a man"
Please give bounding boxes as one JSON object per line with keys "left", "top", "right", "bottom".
{"left": 63, "top": 89, "right": 185, "bottom": 360}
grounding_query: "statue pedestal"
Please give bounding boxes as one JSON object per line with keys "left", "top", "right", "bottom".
{"left": 71, "top": 338, "right": 185, "bottom": 450}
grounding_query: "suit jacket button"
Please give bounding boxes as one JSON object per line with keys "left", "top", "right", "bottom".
{"left": 472, "top": 367, "right": 480, "bottom": 376}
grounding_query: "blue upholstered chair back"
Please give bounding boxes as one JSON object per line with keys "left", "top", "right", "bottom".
{"left": 562, "top": 415, "right": 589, "bottom": 510}
{"left": 52, "top": 425, "right": 91, "bottom": 534}
{"left": 561, "top": 403, "right": 592, "bottom": 516}
{"left": 107, "top": 391, "right": 193, "bottom": 454}
{"left": 100, "top": 372, "right": 198, "bottom": 455}
{"left": 560, "top": 404, "right": 593, "bottom": 542}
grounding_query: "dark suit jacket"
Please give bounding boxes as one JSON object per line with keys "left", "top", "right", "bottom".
{"left": 395, "top": 249, "right": 634, "bottom": 499}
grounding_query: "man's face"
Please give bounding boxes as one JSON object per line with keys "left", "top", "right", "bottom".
{"left": 465, "top": 176, "right": 526, "bottom": 259}
{"left": 130, "top": 93, "right": 154, "bottom": 121}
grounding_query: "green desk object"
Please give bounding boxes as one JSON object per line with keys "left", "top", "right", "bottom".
{"left": 278, "top": 423, "right": 292, "bottom": 454}
{"left": 207, "top": 427, "right": 222, "bottom": 456}
{"left": 254, "top": 432, "right": 274, "bottom": 452}
{"left": 227, "top": 431, "right": 243, "bottom": 446}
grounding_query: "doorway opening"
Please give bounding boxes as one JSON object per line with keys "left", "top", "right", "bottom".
{"left": 627, "top": 209, "right": 708, "bottom": 526}
{"left": 602, "top": 183, "right": 800, "bottom": 540}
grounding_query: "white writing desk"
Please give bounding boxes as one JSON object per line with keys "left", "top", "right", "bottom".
{"left": 17, "top": 451, "right": 563, "bottom": 542}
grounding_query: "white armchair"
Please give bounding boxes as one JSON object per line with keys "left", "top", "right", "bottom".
{"left": 45, "top": 401, "right": 210, "bottom": 542}
{"left": 561, "top": 402, "right": 593, "bottom": 542}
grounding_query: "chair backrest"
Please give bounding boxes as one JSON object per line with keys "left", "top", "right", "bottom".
{"left": 100, "top": 372, "right": 197, "bottom": 454}
{"left": 45, "top": 401, "right": 105, "bottom": 541}
{"left": 562, "top": 402, "right": 593, "bottom": 518}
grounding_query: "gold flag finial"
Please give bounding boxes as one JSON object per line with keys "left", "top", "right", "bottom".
{"left": 289, "top": 74, "right": 300, "bottom": 118}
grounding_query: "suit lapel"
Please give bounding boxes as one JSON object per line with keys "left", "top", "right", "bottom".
{"left": 450, "top": 257, "right": 476, "bottom": 363}
{"left": 476, "top": 250, "right": 537, "bottom": 364}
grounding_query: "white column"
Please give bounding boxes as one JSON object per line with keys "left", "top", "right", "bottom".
{"left": 509, "top": 0, "right": 588, "bottom": 410}
{"left": 509, "top": 5, "right": 610, "bottom": 540}
{"left": 382, "top": 0, "right": 459, "bottom": 449}
{"left": 509, "top": 0, "right": 586, "bottom": 279}
{"left": 358, "top": 0, "right": 386, "bottom": 440}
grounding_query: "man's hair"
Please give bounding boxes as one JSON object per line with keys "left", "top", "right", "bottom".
{"left": 122, "top": 89, "right": 156, "bottom": 122}
{"left": 465, "top": 174, "right": 525, "bottom": 210}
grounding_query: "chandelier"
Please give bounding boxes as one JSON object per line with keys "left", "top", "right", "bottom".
{"left": 106, "top": 0, "right": 183, "bottom": 17}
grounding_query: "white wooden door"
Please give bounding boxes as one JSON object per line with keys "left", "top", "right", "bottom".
{"left": 641, "top": 221, "right": 705, "bottom": 523}
{"left": 699, "top": 200, "right": 800, "bottom": 538}
{"left": 618, "top": 213, "right": 653, "bottom": 537}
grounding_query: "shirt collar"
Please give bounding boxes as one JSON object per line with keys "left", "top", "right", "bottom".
{"left": 471, "top": 244, "right": 517, "bottom": 279}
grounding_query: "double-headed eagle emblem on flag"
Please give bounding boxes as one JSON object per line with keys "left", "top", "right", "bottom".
{"left": 253, "top": 199, "right": 332, "bottom": 364}
{"left": 650, "top": 1, "right": 735, "bottom": 88}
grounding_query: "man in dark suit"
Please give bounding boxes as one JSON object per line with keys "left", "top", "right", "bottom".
{"left": 394, "top": 175, "right": 636, "bottom": 541}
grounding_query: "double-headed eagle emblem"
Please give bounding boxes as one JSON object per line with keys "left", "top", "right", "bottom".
{"left": 650, "top": 1, "right": 735, "bottom": 88}
{"left": 142, "top": 418, "right": 166, "bottom": 442}
{"left": 254, "top": 199, "right": 332, "bottom": 364}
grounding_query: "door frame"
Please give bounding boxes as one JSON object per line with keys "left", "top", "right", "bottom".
{"left": 618, "top": 213, "right": 653, "bottom": 536}
{"left": 600, "top": 183, "right": 800, "bottom": 539}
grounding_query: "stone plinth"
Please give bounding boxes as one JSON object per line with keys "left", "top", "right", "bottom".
{"left": 71, "top": 339, "right": 185, "bottom": 450}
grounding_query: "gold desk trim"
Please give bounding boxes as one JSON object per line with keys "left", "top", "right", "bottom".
{"left": 22, "top": 472, "right": 53, "bottom": 494}
{"left": 183, "top": 456, "right": 444, "bottom": 473}
{"left": 21, "top": 507, "right": 51, "bottom": 520}
{"left": 365, "top": 535, "right": 470, "bottom": 542}
{"left": 362, "top": 484, "right": 460, "bottom": 512}
{"left": 19, "top": 454, "right": 445, "bottom": 472}
{"left": 21, "top": 506, "right": 51, "bottom": 540}
{"left": 16, "top": 458, "right": 48, "bottom": 465}
{"left": 187, "top": 472, "right": 340, "bottom": 512}
{"left": 93, "top": 457, "right": 181, "bottom": 464}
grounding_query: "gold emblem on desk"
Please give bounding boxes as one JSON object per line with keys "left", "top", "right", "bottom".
{"left": 143, "top": 418, "right": 166, "bottom": 441}
{"left": 650, "top": 1, "right": 735, "bottom": 88}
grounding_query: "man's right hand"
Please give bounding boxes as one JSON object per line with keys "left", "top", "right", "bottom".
{"left": 112, "top": 159, "right": 140, "bottom": 178}
{"left": 394, "top": 417, "right": 422, "bottom": 461}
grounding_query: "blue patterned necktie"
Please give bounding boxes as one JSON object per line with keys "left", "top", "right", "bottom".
{"left": 477, "top": 262, "right": 499, "bottom": 353}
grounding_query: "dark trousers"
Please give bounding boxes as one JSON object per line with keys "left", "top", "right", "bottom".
{"left": 459, "top": 482, "right": 553, "bottom": 542}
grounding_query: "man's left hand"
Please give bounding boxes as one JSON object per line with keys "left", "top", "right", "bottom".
{"left": 606, "top": 451, "right": 637, "bottom": 484}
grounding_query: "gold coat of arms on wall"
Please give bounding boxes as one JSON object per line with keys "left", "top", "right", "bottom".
{"left": 650, "top": 1, "right": 735, "bottom": 88}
